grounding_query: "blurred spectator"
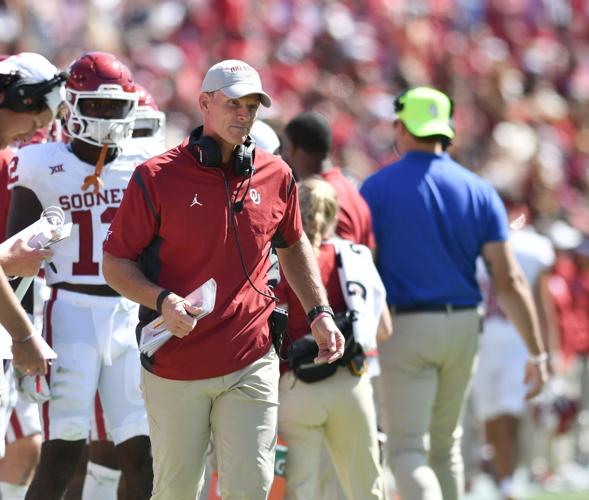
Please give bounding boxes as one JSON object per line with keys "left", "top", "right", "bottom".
{"left": 546, "top": 233, "right": 589, "bottom": 364}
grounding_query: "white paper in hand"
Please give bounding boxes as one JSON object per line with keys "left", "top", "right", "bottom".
{"left": 140, "top": 278, "right": 217, "bottom": 357}
{"left": 0, "top": 206, "right": 72, "bottom": 253}
{"left": 1, "top": 206, "right": 73, "bottom": 301}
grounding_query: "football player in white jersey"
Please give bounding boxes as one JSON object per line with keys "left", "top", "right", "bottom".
{"left": 6, "top": 52, "right": 152, "bottom": 500}
{"left": 82, "top": 82, "right": 167, "bottom": 500}
{"left": 471, "top": 201, "right": 555, "bottom": 500}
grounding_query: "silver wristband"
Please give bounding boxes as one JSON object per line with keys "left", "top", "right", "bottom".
{"left": 528, "top": 352, "right": 548, "bottom": 364}
{"left": 12, "top": 333, "right": 34, "bottom": 344}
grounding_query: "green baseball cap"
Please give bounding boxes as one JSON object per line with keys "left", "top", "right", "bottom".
{"left": 394, "top": 87, "right": 455, "bottom": 139}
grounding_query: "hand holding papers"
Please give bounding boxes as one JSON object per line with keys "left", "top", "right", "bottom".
{"left": 0, "top": 206, "right": 72, "bottom": 301}
{"left": 0, "top": 206, "right": 72, "bottom": 255}
{"left": 28, "top": 206, "right": 72, "bottom": 250}
{"left": 140, "top": 278, "right": 217, "bottom": 357}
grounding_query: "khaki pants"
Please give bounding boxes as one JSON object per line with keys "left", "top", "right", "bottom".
{"left": 142, "top": 347, "right": 279, "bottom": 500}
{"left": 278, "top": 369, "right": 384, "bottom": 500}
{"left": 378, "top": 309, "right": 479, "bottom": 500}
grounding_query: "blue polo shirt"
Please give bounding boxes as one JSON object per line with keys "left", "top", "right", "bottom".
{"left": 360, "top": 151, "right": 508, "bottom": 306}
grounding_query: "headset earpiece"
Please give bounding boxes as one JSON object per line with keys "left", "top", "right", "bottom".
{"left": 0, "top": 73, "right": 19, "bottom": 94}
{"left": 1, "top": 71, "right": 68, "bottom": 113}
{"left": 234, "top": 136, "right": 256, "bottom": 177}
{"left": 188, "top": 126, "right": 256, "bottom": 177}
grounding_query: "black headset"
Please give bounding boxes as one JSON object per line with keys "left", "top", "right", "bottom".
{"left": 188, "top": 126, "right": 256, "bottom": 177}
{"left": 0, "top": 70, "right": 69, "bottom": 114}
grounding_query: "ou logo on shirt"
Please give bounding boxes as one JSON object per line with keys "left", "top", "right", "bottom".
{"left": 249, "top": 188, "right": 261, "bottom": 205}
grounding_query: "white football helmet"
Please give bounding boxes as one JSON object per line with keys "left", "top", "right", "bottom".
{"left": 133, "top": 83, "right": 166, "bottom": 144}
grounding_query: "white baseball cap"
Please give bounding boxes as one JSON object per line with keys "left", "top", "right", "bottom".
{"left": 0, "top": 52, "right": 65, "bottom": 119}
{"left": 201, "top": 59, "right": 272, "bottom": 107}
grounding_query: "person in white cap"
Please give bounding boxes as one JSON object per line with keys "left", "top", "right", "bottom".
{"left": 0, "top": 52, "right": 66, "bottom": 382}
{"left": 0, "top": 53, "right": 66, "bottom": 149}
{"left": 103, "top": 59, "right": 345, "bottom": 500}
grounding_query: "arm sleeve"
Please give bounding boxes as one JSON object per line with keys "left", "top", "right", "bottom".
{"left": 103, "top": 167, "right": 159, "bottom": 260}
{"left": 360, "top": 177, "right": 380, "bottom": 240}
{"left": 273, "top": 174, "right": 304, "bottom": 248}
{"left": 483, "top": 187, "right": 509, "bottom": 243}
{"left": 335, "top": 217, "right": 355, "bottom": 243}
{"left": 274, "top": 269, "right": 290, "bottom": 305}
{"left": 361, "top": 208, "right": 376, "bottom": 250}
{"left": 7, "top": 147, "right": 35, "bottom": 191}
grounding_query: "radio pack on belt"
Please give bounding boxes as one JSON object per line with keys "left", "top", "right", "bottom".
{"left": 269, "top": 307, "right": 288, "bottom": 358}
{"left": 286, "top": 311, "right": 366, "bottom": 383}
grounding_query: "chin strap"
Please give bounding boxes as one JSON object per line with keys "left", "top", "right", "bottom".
{"left": 81, "top": 144, "right": 109, "bottom": 193}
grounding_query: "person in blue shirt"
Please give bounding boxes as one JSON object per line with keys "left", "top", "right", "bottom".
{"left": 360, "top": 87, "right": 549, "bottom": 500}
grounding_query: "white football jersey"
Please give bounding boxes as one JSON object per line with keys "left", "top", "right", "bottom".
{"left": 477, "top": 226, "right": 555, "bottom": 335}
{"left": 9, "top": 140, "right": 162, "bottom": 285}
{"left": 120, "top": 136, "right": 167, "bottom": 159}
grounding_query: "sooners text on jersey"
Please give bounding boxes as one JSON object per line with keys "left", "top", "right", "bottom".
{"left": 8, "top": 139, "right": 163, "bottom": 285}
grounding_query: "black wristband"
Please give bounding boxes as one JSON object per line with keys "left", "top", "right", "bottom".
{"left": 156, "top": 289, "right": 172, "bottom": 314}
{"left": 307, "top": 305, "right": 334, "bottom": 324}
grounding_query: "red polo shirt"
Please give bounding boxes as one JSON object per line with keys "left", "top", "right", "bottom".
{"left": 320, "top": 167, "right": 375, "bottom": 249}
{"left": 104, "top": 138, "right": 303, "bottom": 380}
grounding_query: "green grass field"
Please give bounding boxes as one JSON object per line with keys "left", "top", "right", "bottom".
{"left": 529, "top": 492, "right": 589, "bottom": 500}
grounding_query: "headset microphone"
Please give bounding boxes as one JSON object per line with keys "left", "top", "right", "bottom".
{"left": 233, "top": 201, "right": 244, "bottom": 213}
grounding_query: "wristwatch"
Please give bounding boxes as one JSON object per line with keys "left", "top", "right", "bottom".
{"left": 307, "top": 305, "right": 335, "bottom": 324}
{"left": 156, "top": 289, "right": 172, "bottom": 314}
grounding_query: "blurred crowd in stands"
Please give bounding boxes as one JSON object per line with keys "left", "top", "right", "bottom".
{"left": 1, "top": 0, "right": 588, "bottom": 237}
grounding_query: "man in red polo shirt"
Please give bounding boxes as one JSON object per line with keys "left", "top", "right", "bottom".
{"left": 103, "top": 59, "right": 345, "bottom": 500}
{"left": 281, "top": 110, "right": 375, "bottom": 249}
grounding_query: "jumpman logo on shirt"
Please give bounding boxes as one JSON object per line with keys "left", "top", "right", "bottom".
{"left": 190, "top": 193, "right": 203, "bottom": 207}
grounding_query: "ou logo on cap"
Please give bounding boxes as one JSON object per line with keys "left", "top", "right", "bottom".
{"left": 249, "top": 188, "right": 261, "bottom": 205}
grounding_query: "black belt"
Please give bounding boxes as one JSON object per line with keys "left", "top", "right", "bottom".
{"left": 53, "top": 282, "right": 120, "bottom": 297}
{"left": 393, "top": 304, "right": 477, "bottom": 315}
